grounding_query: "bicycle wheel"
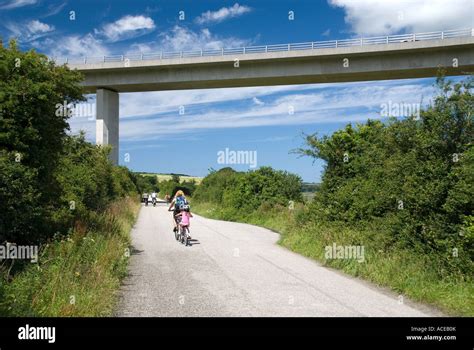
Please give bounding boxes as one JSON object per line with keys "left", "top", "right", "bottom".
{"left": 174, "top": 227, "right": 179, "bottom": 241}
{"left": 181, "top": 227, "right": 187, "bottom": 245}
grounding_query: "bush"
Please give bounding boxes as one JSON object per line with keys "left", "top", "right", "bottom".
{"left": 0, "top": 41, "right": 140, "bottom": 317}
{"left": 133, "top": 174, "right": 159, "bottom": 194}
{"left": 51, "top": 133, "right": 138, "bottom": 237}
{"left": 296, "top": 75, "right": 474, "bottom": 275}
{"left": 225, "top": 167, "right": 303, "bottom": 212}
{"left": 159, "top": 179, "right": 196, "bottom": 198}
{"left": 0, "top": 151, "right": 42, "bottom": 244}
{"left": 193, "top": 167, "right": 240, "bottom": 203}
{"left": 193, "top": 166, "right": 303, "bottom": 218}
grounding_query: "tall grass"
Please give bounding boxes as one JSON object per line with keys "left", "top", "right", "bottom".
{"left": 192, "top": 201, "right": 474, "bottom": 316}
{"left": 0, "top": 196, "right": 140, "bottom": 317}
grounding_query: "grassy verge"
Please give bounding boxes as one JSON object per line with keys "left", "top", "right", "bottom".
{"left": 0, "top": 196, "right": 140, "bottom": 317}
{"left": 192, "top": 201, "right": 474, "bottom": 316}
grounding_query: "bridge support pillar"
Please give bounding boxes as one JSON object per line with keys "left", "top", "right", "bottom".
{"left": 96, "top": 88, "right": 119, "bottom": 165}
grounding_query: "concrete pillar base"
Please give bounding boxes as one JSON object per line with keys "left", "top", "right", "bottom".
{"left": 96, "top": 88, "right": 119, "bottom": 165}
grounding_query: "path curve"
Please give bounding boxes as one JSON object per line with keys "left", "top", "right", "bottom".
{"left": 116, "top": 202, "right": 439, "bottom": 317}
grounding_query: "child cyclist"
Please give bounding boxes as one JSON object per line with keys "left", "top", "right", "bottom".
{"left": 175, "top": 204, "right": 193, "bottom": 239}
{"left": 168, "top": 190, "right": 188, "bottom": 232}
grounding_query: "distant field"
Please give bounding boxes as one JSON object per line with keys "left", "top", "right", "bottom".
{"left": 138, "top": 173, "right": 203, "bottom": 184}
{"left": 138, "top": 173, "right": 316, "bottom": 188}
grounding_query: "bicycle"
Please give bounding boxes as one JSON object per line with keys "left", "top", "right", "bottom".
{"left": 169, "top": 208, "right": 189, "bottom": 245}
{"left": 168, "top": 208, "right": 179, "bottom": 240}
{"left": 175, "top": 215, "right": 190, "bottom": 246}
{"left": 179, "top": 222, "right": 190, "bottom": 246}
{"left": 174, "top": 216, "right": 181, "bottom": 242}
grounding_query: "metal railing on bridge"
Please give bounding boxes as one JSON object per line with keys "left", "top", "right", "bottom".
{"left": 54, "top": 28, "right": 474, "bottom": 65}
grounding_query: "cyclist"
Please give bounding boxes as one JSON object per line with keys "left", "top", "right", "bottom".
{"left": 151, "top": 191, "right": 157, "bottom": 205}
{"left": 168, "top": 190, "right": 188, "bottom": 232}
{"left": 175, "top": 204, "right": 193, "bottom": 239}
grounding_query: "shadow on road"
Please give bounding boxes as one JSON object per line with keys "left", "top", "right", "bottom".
{"left": 130, "top": 246, "right": 144, "bottom": 255}
{"left": 188, "top": 239, "right": 200, "bottom": 246}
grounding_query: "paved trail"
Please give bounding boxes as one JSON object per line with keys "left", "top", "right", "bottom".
{"left": 116, "top": 202, "right": 438, "bottom": 317}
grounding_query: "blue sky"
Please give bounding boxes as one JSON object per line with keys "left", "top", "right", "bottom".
{"left": 1, "top": 0, "right": 472, "bottom": 182}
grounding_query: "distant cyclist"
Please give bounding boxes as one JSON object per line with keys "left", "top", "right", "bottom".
{"left": 168, "top": 190, "right": 188, "bottom": 232}
{"left": 151, "top": 191, "right": 157, "bottom": 205}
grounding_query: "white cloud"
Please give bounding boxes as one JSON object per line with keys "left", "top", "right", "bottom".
{"left": 67, "top": 79, "right": 437, "bottom": 141}
{"left": 119, "top": 84, "right": 320, "bottom": 119}
{"left": 43, "top": 1, "right": 67, "bottom": 17}
{"left": 329, "top": 0, "right": 474, "bottom": 35}
{"left": 252, "top": 97, "right": 265, "bottom": 106}
{"left": 46, "top": 33, "right": 109, "bottom": 59}
{"left": 249, "top": 136, "right": 293, "bottom": 143}
{"left": 98, "top": 15, "right": 155, "bottom": 42}
{"left": 4, "top": 19, "right": 54, "bottom": 42}
{"left": 127, "top": 25, "right": 252, "bottom": 55}
{"left": 116, "top": 107, "right": 360, "bottom": 141}
{"left": 195, "top": 3, "right": 251, "bottom": 25}
{"left": 29, "top": 20, "right": 54, "bottom": 33}
{"left": 42, "top": 21, "right": 249, "bottom": 62}
{"left": 0, "top": 0, "right": 36, "bottom": 10}
{"left": 157, "top": 25, "right": 250, "bottom": 52}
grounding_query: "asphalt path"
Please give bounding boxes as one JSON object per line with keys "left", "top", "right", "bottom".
{"left": 115, "top": 202, "right": 439, "bottom": 317}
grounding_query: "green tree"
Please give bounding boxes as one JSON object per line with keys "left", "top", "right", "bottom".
{"left": 0, "top": 40, "right": 84, "bottom": 243}
{"left": 193, "top": 166, "right": 303, "bottom": 215}
{"left": 226, "top": 167, "right": 303, "bottom": 211}
{"left": 171, "top": 174, "right": 180, "bottom": 183}
{"left": 193, "top": 167, "right": 240, "bottom": 204}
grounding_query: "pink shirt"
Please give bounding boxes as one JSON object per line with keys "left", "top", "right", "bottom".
{"left": 180, "top": 211, "right": 191, "bottom": 226}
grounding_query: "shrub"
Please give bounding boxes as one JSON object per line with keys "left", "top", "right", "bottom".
{"left": 296, "top": 76, "right": 473, "bottom": 274}
{"left": 193, "top": 166, "right": 303, "bottom": 217}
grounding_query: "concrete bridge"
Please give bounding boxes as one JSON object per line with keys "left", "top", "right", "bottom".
{"left": 65, "top": 29, "right": 474, "bottom": 164}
